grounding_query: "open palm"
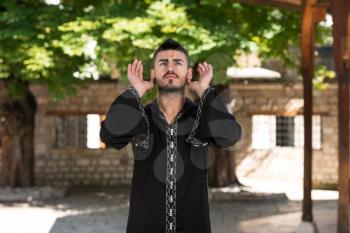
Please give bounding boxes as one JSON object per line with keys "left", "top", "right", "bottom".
{"left": 187, "top": 62, "right": 213, "bottom": 97}
{"left": 128, "top": 59, "right": 154, "bottom": 97}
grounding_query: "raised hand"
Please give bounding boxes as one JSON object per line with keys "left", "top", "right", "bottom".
{"left": 128, "top": 59, "right": 155, "bottom": 97}
{"left": 187, "top": 62, "right": 213, "bottom": 97}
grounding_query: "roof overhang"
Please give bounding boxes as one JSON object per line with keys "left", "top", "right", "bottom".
{"left": 226, "top": 67, "right": 282, "bottom": 79}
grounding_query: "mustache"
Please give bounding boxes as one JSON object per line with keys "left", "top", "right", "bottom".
{"left": 163, "top": 72, "right": 178, "bottom": 79}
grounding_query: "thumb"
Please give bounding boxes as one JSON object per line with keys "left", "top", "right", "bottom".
{"left": 145, "top": 76, "right": 155, "bottom": 90}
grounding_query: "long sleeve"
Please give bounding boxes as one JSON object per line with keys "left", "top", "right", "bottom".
{"left": 100, "top": 86, "right": 149, "bottom": 150}
{"left": 186, "top": 86, "right": 241, "bottom": 148}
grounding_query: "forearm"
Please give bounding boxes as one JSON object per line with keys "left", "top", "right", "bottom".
{"left": 187, "top": 86, "right": 241, "bottom": 148}
{"left": 100, "top": 86, "right": 149, "bottom": 149}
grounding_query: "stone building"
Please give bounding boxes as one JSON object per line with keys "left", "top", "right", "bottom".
{"left": 0, "top": 79, "right": 339, "bottom": 188}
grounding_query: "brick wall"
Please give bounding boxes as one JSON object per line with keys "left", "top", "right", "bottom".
{"left": 29, "top": 81, "right": 136, "bottom": 186}
{"left": 34, "top": 146, "right": 133, "bottom": 186}
{"left": 0, "top": 80, "right": 342, "bottom": 187}
{"left": 228, "top": 82, "right": 338, "bottom": 187}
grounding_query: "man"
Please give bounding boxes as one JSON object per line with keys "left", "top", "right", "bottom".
{"left": 100, "top": 38, "right": 241, "bottom": 233}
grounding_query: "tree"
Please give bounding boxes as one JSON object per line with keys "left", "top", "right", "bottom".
{"left": 0, "top": 0, "right": 303, "bottom": 187}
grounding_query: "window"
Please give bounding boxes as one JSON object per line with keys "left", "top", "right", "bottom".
{"left": 55, "top": 115, "right": 87, "bottom": 148}
{"left": 276, "top": 116, "right": 294, "bottom": 147}
{"left": 252, "top": 115, "right": 275, "bottom": 150}
{"left": 252, "top": 115, "right": 322, "bottom": 150}
{"left": 294, "top": 115, "right": 322, "bottom": 150}
{"left": 54, "top": 114, "right": 106, "bottom": 149}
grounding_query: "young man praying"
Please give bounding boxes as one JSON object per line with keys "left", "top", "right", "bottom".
{"left": 100, "top": 38, "right": 241, "bottom": 233}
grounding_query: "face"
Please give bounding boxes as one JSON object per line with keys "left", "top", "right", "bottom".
{"left": 152, "top": 50, "right": 192, "bottom": 93}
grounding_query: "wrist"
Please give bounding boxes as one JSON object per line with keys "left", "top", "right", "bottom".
{"left": 196, "top": 84, "right": 210, "bottom": 97}
{"left": 132, "top": 85, "right": 146, "bottom": 97}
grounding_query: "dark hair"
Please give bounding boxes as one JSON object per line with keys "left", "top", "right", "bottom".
{"left": 152, "top": 38, "right": 191, "bottom": 68}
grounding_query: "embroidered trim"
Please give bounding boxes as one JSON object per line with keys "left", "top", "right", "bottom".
{"left": 128, "top": 86, "right": 150, "bottom": 149}
{"left": 185, "top": 86, "right": 215, "bottom": 147}
{"left": 158, "top": 112, "right": 183, "bottom": 233}
{"left": 165, "top": 123, "right": 178, "bottom": 233}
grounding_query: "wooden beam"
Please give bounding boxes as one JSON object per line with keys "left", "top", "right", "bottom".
{"left": 227, "top": 0, "right": 332, "bottom": 11}
{"left": 228, "top": 0, "right": 302, "bottom": 10}
{"left": 331, "top": 0, "right": 350, "bottom": 232}
{"left": 45, "top": 109, "right": 107, "bottom": 116}
{"left": 300, "top": 0, "right": 326, "bottom": 223}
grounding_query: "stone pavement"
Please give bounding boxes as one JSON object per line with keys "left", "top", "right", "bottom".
{"left": 0, "top": 183, "right": 340, "bottom": 233}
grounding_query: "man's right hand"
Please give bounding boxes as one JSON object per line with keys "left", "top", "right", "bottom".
{"left": 128, "top": 59, "right": 155, "bottom": 97}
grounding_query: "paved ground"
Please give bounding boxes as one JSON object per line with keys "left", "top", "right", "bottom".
{"left": 0, "top": 183, "right": 341, "bottom": 233}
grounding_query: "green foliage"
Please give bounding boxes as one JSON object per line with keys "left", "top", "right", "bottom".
{"left": 316, "top": 15, "right": 333, "bottom": 46}
{"left": 0, "top": 0, "right": 303, "bottom": 100}
{"left": 313, "top": 64, "right": 336, "bottom": 90}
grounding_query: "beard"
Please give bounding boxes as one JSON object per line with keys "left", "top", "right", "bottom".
{"left": 158, "top": 83, "right": 185, "bottom": 93}
{"left": 157, "top": 72, "right": 186, "bottom": 93}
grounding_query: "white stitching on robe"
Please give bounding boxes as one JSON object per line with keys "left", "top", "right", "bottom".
{"left": 185, "top": 86, "right": 215, "bottom": 147}
{"left": 128, "top": 86, "right": 150, "bottom": 149}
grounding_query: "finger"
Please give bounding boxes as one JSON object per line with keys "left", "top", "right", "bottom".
{"left": 197, "top": 67, "right": 203, "bottom": 76}
{"left": 203, "top": 62, "right": 209, "bottom": 72}
{"left": 139, "top": 62, "right": 143, "bottom": 79}
{"left": 128, "top": 64, "right": 132, "bottom": 76}
{"left": 132, "top": 59, "right": 138, "bottom": 74}
{"left": 130, "top": 60, "right": 135, "bottom": 74}
{"left": 198, "top": 63, "right": 204, "bottom": 70}
{"left": 135, "top": 60, "right": 141, "bottom": 75}
{"left": 136, "top": 60, "right": 141, "bottom": 74}
{"left": 198, "top": 64, "right": 205, "bottom": 74}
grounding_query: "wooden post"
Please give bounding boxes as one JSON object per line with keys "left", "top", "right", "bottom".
{"left": 331, "top": 0, "right": 350, "bottom": 232}
{"left": 300, "top": 0, "right": 326, "bottom": 224}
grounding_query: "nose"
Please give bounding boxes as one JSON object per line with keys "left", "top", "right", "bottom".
{"left": 167, "top": 63, "right": 175, "bottom": 72}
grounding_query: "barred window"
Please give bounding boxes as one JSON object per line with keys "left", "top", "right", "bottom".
{"left": 252, "top": 115, "right": 322, "bottom": 150}
{"left": 54, "top": 114, "right": 106, "bottom": 149}
{"left": 276, "top": 116, "right": 294, "bottom": 147}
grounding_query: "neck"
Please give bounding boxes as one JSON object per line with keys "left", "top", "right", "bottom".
{"left": 157, "top": 89, "right": 185, "bottom": 121}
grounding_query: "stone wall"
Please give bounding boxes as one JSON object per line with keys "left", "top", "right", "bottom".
{"left": 0, "top": 80, "right": 341, "bottom": 187}
{"left": 29, "top": 81, "right": 137, "bottom": 186}
{"left": 34, "top": 146, "right": 133, "bottom": 186}
{"left": 227, "top": 82, "right": 338, "bottom": 188}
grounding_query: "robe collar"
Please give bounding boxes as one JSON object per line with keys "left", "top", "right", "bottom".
{"left": 149, "top": 97, "right": 196, "bottom": 117}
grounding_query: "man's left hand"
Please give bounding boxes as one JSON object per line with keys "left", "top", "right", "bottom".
{"left": 187, "top": 62, "right": 213, "bottom": 97}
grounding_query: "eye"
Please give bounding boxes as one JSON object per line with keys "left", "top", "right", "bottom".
{"left": 176, "top": 61, "right": 182, "bottom": 66}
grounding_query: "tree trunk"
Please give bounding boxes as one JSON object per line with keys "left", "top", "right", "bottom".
{"left": 0, "top": 79, "right": 37, "bottom": 187}
{"left": 208, "top": 146, "right": 242, "bottom": 187}
{"left": 207, "top": 84, "right": 242, "bottom": 188}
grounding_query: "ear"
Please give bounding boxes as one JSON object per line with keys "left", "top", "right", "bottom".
{"left": 186, "top": 68, "right": 192, "bottom": 85}
{"left": 187, "top": 68, "right": 193, "bottom": 80}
